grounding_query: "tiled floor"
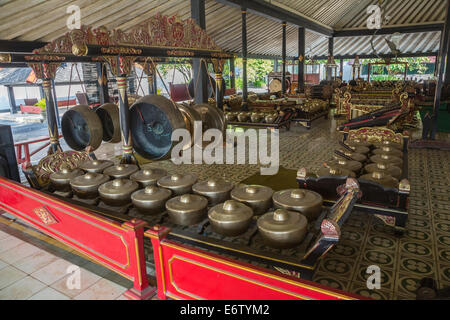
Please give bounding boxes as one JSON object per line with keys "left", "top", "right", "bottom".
{"left": 0, "top": 228, "right": 131, "bottom": 300}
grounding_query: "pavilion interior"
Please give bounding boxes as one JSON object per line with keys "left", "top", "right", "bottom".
{"left": 0, "top": 0, "right": 449, "bottom": 300}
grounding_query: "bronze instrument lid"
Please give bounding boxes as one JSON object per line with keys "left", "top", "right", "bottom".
{"left": 50, "top": 167, "right": 84, "bottom": 183}
{"left": 79, "top": 159, "right": 114, "bottom": 173}
{"left": 346, "top": 144, "right": 370, "bottom": 155}
{"left": 208, "top": 200, "right": 254, "bottom": 223}
{"left": 166, "top": 194, "right": 208, "bottom": 213}
{"left": 231, "top": 185, "right": 274, "bottom": 203}
{"left": 372, "top": 146, "right": 403, "bottom": 158}
{"left": 157, "top": 174, "right": 198, "bottom": 189}
{"left": 104, "top": 164, "right": 139, "bottom": 178}
{"left": 192, "top": 179, "right": 234, "bottom": 195}
{"left": 365, "top": 162, "right": 402, "bottom": 180}
{"left": 317, "top": 166, "right": 356, "bottom": 178}
{"left": 370, "top": 154, "right": 403, "bottom": 167}
{"left": 373, "top": 140, "right": 403, "bottom": 150}
{"left": 346, "top": 138, "right": 372, "bottom": 148}
{"left": 131, "top": 186, "right": 172, "bottom": 203}
{"left": 70, "top": 172, "right": 110, "bottom": 189}
{"left": 360, "top": 172, "right": 399, "bottom": 189}
{"left": 273, "top": 189, "right": 323, "bottom": 211}
{"left": 130, "top": 168, "right": 168, "bottom": 185}
{"left": 257, "top": 209, "right": 308, "bottom": 233}
{"left": 334, "top": 149, "right": 367, "bottom": 162}
{"left": 98, "top": 179, "right": 139, "bottom": 196}
{"left": 327, "top": 159, "right": 362, "bottom": 173}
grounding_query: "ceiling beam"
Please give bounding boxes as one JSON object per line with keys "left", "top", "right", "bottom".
{"left": 0, "top": 40, "right": 46, "bottom": 53}
{"left": 214, "top": 0, "right": 333, "bottom": 37}
{"left": 334, "top": 23, "right": 444, "bottom": 37}
{"left": 313, "top": 51, "right": 438, "bottom": 60}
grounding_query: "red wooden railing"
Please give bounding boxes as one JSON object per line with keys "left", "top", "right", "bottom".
{"left": 0, "top": 177, "right": 154, "bottom": 300}
{"left": 145, "top": 225, "right": 365, "bottom": 300}
{"left": 14, "top": 135, "right": 63, "bottom": 167}
{"left": 0, "top": 177, "right": 367, "bottom": 301}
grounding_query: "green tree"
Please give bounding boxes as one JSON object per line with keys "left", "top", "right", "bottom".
{"left": 234, "top": 58, "right": 273, "bottom": 89}
{"left": 361, "top": 57, "right": 432, "bottom": 79}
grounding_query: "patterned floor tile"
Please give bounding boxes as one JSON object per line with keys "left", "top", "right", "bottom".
{"left": 312, "top": 272, "right": 350, "bottom": 291}
{"left": 398, "top": 255, "right": 436, "bottom": 277}
{"left": 348, "top": 282, "right": 393, "bottom": 300}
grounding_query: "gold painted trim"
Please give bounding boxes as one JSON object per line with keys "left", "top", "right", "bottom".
{"left": 164, "top": 243, "right": 356, "bottom": 300}
{"left": 168, "top": 255, "right": 312, "bottom": 300}
{"left": 0, "top": 209, "right": 134, "bottom": 282}
{"left": 0, "top": 201, "right": 131, "bottom": 271}
{"left": 159, "top": 246, "right": 166, "bottom": 294}
{"left": 0, "top": 179, "right": 128, "bottom": 230}
{"left": 169, "top": 231, "right": 316, "bottom": 270}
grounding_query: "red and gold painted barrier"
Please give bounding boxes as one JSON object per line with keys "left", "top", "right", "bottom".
{"left": 145, "top": 225, "right": 365, "bottom": 300}
{"left": 0, "top": 177, "right": 154, "bottom": 300}
{"left": 0, "top": 176, "right": 366, "bottom": 300}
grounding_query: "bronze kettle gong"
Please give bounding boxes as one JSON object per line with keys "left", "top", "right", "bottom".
{"left": 257, "top": 209, "right": 308, "bottom": 249}
{"left": 208, "top": 200, "right": 254, "bottom": 237}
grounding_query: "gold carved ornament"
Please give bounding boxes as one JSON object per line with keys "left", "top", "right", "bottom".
{"left": 33, "top": 14, "right": 223, "bottom": 56}
{"left": 32, "top": 151, "right": 90, "bottom": 187}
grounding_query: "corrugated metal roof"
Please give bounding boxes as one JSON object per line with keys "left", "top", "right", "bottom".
{"left": 0, "top": 0, "right": 446, "bottom": 58}
{"left": 312, "top": 31, "right": 442, "bottom": 56}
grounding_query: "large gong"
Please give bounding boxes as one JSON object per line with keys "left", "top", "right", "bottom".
{"left": 95, "top": 103, "right": 121, "bottom": 143}
{"left": 61, "top": 105, "right": 103, "bottom": 151}
{"left": 130, "top": 95, "right": 185, "bottom": 160}
{"left": 269, "top": 78, "right": 290, "bottom": 93}
{"left": 177, "top": 103, "right": 202, "bottom": 149}
{"left": 193, "top": 104, "right": 225, "bottom": 133}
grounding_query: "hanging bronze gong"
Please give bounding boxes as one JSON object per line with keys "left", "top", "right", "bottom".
{"left": 61, "top": 105, "right": 103, "bottom": 151}
{"left": 177, "top": 103, "right": 202, "bottom": 149}
{"left": 95, "top": 103, "right": 121, "bottom": 143}
{"left": 193, "top": 104, "right": 225, "bottom": 134}
{"left": 129, "top": 95, "right": 186, "bottom": 160}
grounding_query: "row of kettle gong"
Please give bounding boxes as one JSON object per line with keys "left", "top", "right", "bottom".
{"left": 319, "top": 138, "right": 404, "bottom": 189}
{"left": 49, "top": 159, "right": 324, "bottom": 249}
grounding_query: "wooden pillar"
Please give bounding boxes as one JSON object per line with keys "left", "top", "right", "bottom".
{"left": 39, "top": 84, "right": 45, "bottom": 101}
{"left": 212, "top": 59, "right": 225, "bottom": 111}
{"left": 241, "top": 7, "right": 248, "bottom": 110}
{"left": 282, "top": 22, "right": 287, "bottom": 94}
{"left": 43, "top": 78, "right": 62, "bottom": 153}
{"left": 431, "top": 0, "right": 450, "bottom": 139}
{"left": 97, "top": 62, "right": 110, "bottom": 104}
{"left": 297, "top": 27, "right": 305, "bottom": 93}
{"left": 229, "top": 57, "right": 235, "bottom": 90}
{"left": 340, "top": 59, "right": 344, "bottom": 79}
{"left": 147, "top": 63, "right": 156, "bottom": 95}
{"left": 191, "top": 0, "right": 209, "bottom": 104}
{"left": 6, "top": 86, "right": 17, "bottom": 114}
{"left": 327, "top": 37, "right": 334, "bottom": 81}
{"left": 51, "top": 79, "right": 60, "bottom": 128}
